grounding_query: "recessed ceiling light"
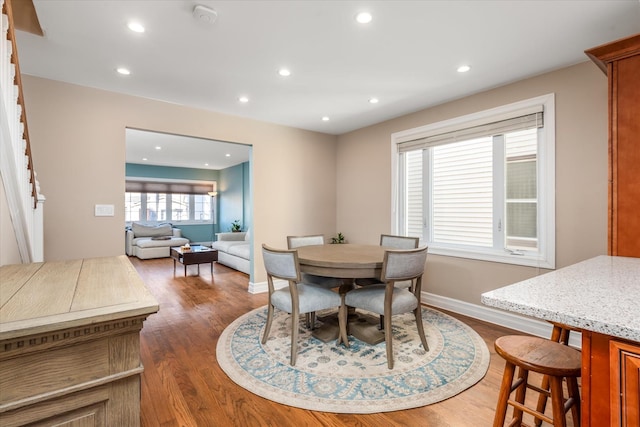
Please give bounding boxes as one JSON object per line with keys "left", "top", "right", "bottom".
{"left": 127, "top": 21, "right": 145, "bottom": 33}
{"left": 322, "top": 116, "right": 330, "bottom": 121}
{"left": 225, "top": 153, "right": 231, "bottom": 157}
{"left": 355, "top": 12, "right": 373, "bottom": 24}
{"left": 238, "top": 96, "right": 249, "bottom": 103}
{"left": 142, "top": 157, "right": 147, "bottom": 161}
{"left": 205, "top": 163, "right": 209, "bottom": 166}
{"left": 155, "top": 146, "right": 161, "bottom": 150}
{"left": 457, "top": 65, "right": 471, "bottom": 73}
{"left": 116, "top": 67, "right": 131, "bottom": 75}
{"left": 369, "top": 97, "right": 379, "bottom": 104}
{"left": 278, "top": 68, "right": 291, "bottom": 77}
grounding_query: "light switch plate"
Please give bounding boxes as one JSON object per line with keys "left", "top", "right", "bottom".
{"left": 95, "top": 204, "right": 115, "bottom": 217}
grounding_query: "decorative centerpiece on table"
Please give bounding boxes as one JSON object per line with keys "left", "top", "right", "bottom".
{"left": 230, "top": 220, "right": 242, "bottom": 232}
{"left": 331, "top": 232, "right": 345, "bottom": 244}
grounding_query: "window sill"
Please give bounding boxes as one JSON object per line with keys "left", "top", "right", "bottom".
{"left": 426, "top": 245, "right": 555, "bottom": 269}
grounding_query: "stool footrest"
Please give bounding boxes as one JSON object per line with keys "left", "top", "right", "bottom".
{"left": 507, "top": 399, "right": 553, "bottom": 425}
{"left": 527, "top": 383, "right": 551, "bottom": 397}
{"left": 564, "top": 396, "right": 578, "bottom": 413}
{"left": 510, "top": 377, "right": 525, "bottom": 393}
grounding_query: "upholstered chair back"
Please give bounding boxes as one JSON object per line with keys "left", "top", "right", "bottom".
{"left": 262, "top": 245, "right": 300, "bottom": 281}
{"left": 380, "top": 234, "right": 420, "bottom": 250}
{"left": 287, "top": 234, "right": 325, "bottom": 249}
{"left": 382, "top": 246, "right": 428, "bottom": 282}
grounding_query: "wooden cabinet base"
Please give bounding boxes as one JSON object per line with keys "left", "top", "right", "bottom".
{"left": 0, "top": 321, "right": 147, "bottom": 427}
{"left": 582, "top": 331, "right": 640, "bottom": 427}
{"left": 0, "top": 256, "right": 158, "bottom": 427}
{"left": 610, "top": 340, "right": 640, "bottom": 426}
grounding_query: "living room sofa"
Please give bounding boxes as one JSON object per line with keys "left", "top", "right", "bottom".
{"left": 210, "top": 231, "right": 250, "bottom": 275}
{"left": 125, "top": 222, "right": 189, "bottom": 259}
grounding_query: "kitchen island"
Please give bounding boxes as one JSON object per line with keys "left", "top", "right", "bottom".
{"left": 0, "top": 256, "right": 159, "bottom": 426}
{"left": 481, "top": 255, "right": 640, "bottom": 427}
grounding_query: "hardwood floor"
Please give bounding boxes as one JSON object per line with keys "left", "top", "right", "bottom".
{"left": 132, "top": 257, "right": 576, "bottom": 427}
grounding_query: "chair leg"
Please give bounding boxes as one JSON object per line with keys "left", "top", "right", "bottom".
{"left": 493, "top": 361, "right": 516, "bottom": 427}
{"left": 414, "top": 307, "right": 429, "bottom": 351}
{"left": 384, "top": 313, "right": 394, "bottom": 369}
{"left": 567, "top": 377, "right": 581, "bottom": 426}
{"left": 337, "top": 297, "right": 349, "bottom": 347}
{"left": 262, "top": 304, "right": 274, "bottom": 344}
{"left": 549, "top": 376, "right": 568, "bottom": 427}
{"left": 290, "top": 313, "right": 299, "bottom": 366}
{"left": 305, "top": 312, "right": 316, "bottom": 329}
{"left": 511, "top": 367, "right": 529, "bottom": 425}
{"left": 536, "top": 324, "right": 571, "bottom": 426}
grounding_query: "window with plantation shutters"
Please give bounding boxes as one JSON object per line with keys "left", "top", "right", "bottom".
{"left": 392, "top": 94, "right": 555, "bottom": 268}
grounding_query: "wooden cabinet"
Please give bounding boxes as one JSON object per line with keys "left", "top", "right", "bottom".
{"left": 610, "top": 340, "right": 640, "bottom": 426}
{"left": 582, "top": 332, "right": 640, "bottom": 427}
{"left": 0, "top": 256, "right": 158, "bottom": 427}
{"left": 578, "top": 34, "right": 640, "bottom": 427}
{"left": 586, "top": 34, "right": 640, "bottom": 257}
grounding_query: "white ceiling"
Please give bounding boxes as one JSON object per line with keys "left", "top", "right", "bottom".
{"left": 125, "top": 128, "right": 250, "bottom": 170}
{"left": 15, "top": 1, "right": 640, "bottom": 169}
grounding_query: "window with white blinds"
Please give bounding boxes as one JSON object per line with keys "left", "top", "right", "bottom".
{"left": 125, "top": 178, "right": 217, "bottom": 225}
{"left": 392, "top": 94, "right": 555, "bottom": 268}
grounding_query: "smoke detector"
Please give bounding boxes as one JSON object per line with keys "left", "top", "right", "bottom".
{"left": 193, "top": 5, "right": 218, "bottom": 24}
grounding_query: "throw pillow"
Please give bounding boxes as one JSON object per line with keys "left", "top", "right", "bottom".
{"left": 132, "top": 222, "right": 173, "bottom": 238}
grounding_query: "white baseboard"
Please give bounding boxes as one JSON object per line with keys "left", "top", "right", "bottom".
{"left": 245, "top": 284, "right": 581, "bottom": 348}
{"left": 248, "top": 279, "right": 286, "bottom": 294}
{"left": 248, "top": 280, "right": 263, "bottom": 294}
{"left": 423, "top": 292, "right": 581, "bottom": 349}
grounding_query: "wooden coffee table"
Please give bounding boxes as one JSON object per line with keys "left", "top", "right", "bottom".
{"left": 170, "top": 245, "right": 218, "bottom": 276}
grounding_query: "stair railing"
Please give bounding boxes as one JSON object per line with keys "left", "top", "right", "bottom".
{"left": 0, "top": 0, "right": 44, "bottom": 263}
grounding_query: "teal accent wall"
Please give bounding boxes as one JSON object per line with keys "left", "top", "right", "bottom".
{"left": 243, "top": 162, "right": 251, "bottom": 231}
{"left": 126, "top": 162, "right": 250, "bottom": 243}
{"left": 218, "top": 162, "right": 250, "bottom": 233}
{"left": 126, "top": 163, "right": 219, "bottom": 181}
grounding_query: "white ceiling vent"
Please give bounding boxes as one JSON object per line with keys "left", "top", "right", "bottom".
{"left": 193, "top": 5, "right": 218, "bottom": 24}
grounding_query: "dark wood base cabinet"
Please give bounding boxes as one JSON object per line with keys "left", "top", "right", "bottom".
{"left": 582, "top": 332, "right": 640, "bottom": 427}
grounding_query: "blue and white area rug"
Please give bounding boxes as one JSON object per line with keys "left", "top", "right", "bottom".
{"left": 217, "top": 306, "right": 489, "bottom": 413}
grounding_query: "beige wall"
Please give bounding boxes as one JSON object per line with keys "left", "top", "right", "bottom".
{"left": 18, "top": 61, "right": 609, "bottom": 300}
{"left": 21, "top": 76, "right": 338, "bottom": 282}
{"left": 336, "top": 61, "right": 609, "bottom": 305}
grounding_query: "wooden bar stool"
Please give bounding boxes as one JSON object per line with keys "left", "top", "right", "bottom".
{"left": 534, "top": 322, "right": 578, "bottom": 427}
{"left": 493, "top": 335, "right": 581, "bottom": 427}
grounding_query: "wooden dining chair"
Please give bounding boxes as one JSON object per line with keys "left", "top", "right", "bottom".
{"left": 261, "top": 244, "right": 342, "bottom": 366}
{"left": 287, "top": 234, "right": 343, "bottom": 328}
{"left": 355, "top": 234, "right": 419, "bottom": 288}
{"left": 340, "top": 246, "right": 430, "bottom": 369}
{"left": 353, "top": 234, "right": 421, "bottom": 330}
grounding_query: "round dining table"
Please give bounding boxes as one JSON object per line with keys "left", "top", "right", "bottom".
{"left": 295, "top": 243, "right": 385, "bottom": 279}
{"left": 295, "top": 244, "right": 387, "bottom": 345}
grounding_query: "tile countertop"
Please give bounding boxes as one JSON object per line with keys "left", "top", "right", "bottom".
{"left": 481, "top": 255, "right": 640, "bottom": 343}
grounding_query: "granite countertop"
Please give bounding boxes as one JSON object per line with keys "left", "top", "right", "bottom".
{"left": 481, "top": 255, "right": 640, "bottom": 342}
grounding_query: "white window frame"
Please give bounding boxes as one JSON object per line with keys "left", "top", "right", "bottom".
{"left": 391, "top": 94, "right": 555, "bottom": 269}
{"left": 124, "top": 177, "right": 217, "bottom": 226}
